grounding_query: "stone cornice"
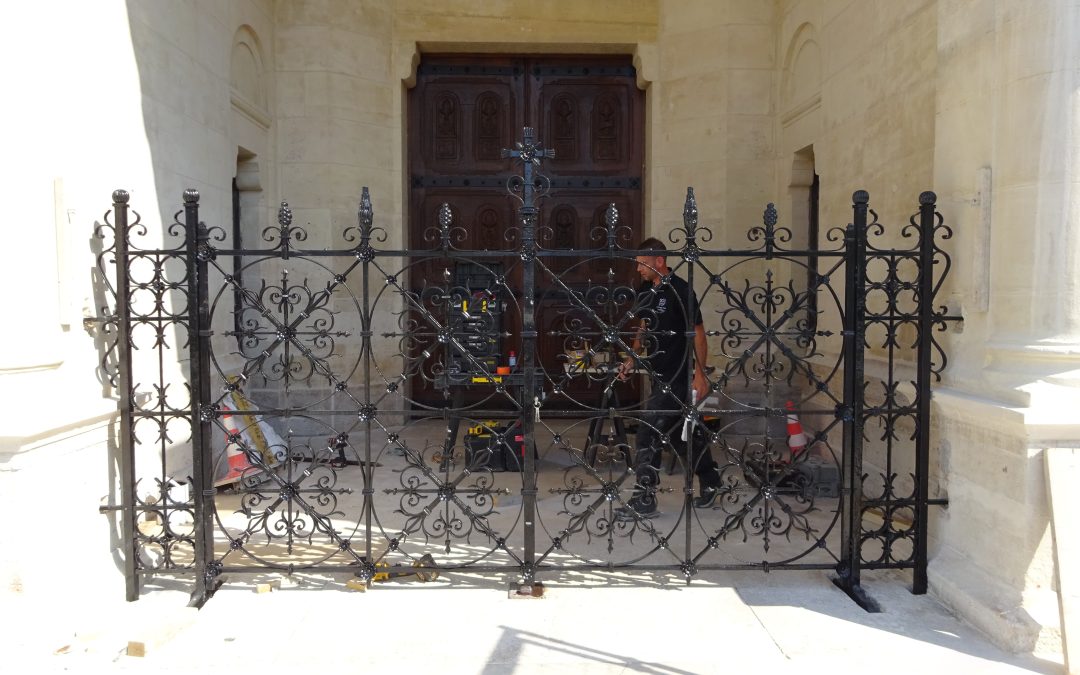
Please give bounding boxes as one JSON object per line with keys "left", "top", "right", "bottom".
{"left": 934, "top": 385, "right": 1080, "bottom": 445}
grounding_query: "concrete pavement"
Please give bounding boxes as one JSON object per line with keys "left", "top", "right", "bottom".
{"left": 4, "top": 567, "right": 1063, "bottom": 674}
{"left": 0, "top": 421, "right": 1064, "bottom": 673}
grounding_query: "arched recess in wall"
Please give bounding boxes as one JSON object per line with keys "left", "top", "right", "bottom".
{"left": 781, "top": 24, "right": 821, "bottom": 332}
{"left": 229, "top": 25, "right": 270, "bottom": 342}
{"left": 231, "top": 25, "right": 269, "bottom": 124}
{"left": 781, "top": 23, "right": 821, "bottom": 126}
{"left": 229, "top": 24, "right": 270, "bottom": 239}
{"left": 781, "top": 22, "right": 822, "bottom": 250}
{"left": 229, "top": 23, "right": 270, "bottom": 242}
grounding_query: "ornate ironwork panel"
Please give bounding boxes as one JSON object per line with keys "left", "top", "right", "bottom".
{"left": 97, "top": 128, "right": 958, "bottom": 609}
{"left": 95, "top": 190, "right": 202, "bottom": 600}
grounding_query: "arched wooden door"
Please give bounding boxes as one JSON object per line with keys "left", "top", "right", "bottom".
{"left": 407, "top": 55, "right": 644, "bottom": 408}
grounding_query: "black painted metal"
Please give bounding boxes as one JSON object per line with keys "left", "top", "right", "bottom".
{"left": 417, "top": 64, "right": 521, "bottom": 77}
{"left": 913, "top": 192, "right": 956, "bottom": 593}
{"left": 97, "top": 127, "right": 959, "bottom": 608}
{"left": 188, "top": 194, "right": 217, "bottom": 607}
{"left": 505, "top": 127, "right": 551, "bottom": 583}
{"left": 834, "top": 191, "right": 875, "bottom": 611}
{"left": 110, "top": 190, "right": 138, "bottom": 601}
{"left": 531, "top": 65, "right": 636, "bottom": 77}
{"left": 411, "top": 175, "right": 641, "bottom": 190}
{"left": 97, "top": 188, "right": 203, "bottom": 601}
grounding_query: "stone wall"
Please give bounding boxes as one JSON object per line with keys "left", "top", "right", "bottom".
{"left": 930, "top": 0, "right": 1080, "bottom": 655}
{"left": 0, "top": 0, "right": 273, "bottom": 456}
{"left": 778, "top": 0, "right": 937, "bottom": 232}
{"left": 652, "top": 0, "right": 776, "bottom": 246}
{"left": 0, "top": 0, "right": 275, "bottom": 603}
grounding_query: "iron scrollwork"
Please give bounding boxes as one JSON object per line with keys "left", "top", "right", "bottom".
{"left": 100, "top": 127, "right": 957, "bottom": 608}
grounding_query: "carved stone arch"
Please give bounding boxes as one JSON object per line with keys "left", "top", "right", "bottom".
{"left": 474, "top": 91, "right": 504, "bottom": 160}
{"left": 781, "top": 22, "right": 821, "bottom": 123}
{"left": 230, "top": 25, "right": 268, "bottom": 124}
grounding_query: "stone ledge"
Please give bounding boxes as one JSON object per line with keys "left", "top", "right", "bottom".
{"left": 0, "top": 411, "right": 116, "bottom": 470}
{"left": 929, "top": 548, "right": 1044, "bottom": 654}
{"left": 934, "top": 385, "right": 1080, "bottom": 444}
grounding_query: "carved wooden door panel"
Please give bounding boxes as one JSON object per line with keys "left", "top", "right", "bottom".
{"left": 408, "top": 56, "right": 643, "bottom": 408}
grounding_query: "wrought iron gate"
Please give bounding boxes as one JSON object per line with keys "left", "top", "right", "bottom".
{"left": 95, "top": 128, "right": 957, "bottom": 608}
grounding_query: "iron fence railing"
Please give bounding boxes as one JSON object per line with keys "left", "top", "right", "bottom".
{"left": 95, "top": 128, "right": 959, "bottom": 608}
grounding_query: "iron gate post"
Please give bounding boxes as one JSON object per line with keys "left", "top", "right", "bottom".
{"left": 521, "top": 223, "right": 537, "bottom": 583}
{"left": 521, "top": 135, "right": 539, "bottom": 585}
{"left": 112, "top": 190, "right": 139, "bottom": 601}
{"left": 358, "top": 188, "right": 375, "bottom": 572}
{"left": 913, "top": 191, "right": 938, "bottom": 595}
{"left": 681, "top": 188, "right": 700, "bottom": 577}
{"left": 834, "top": 190, "right": 879, "bottom": 611}
{"left": 500, "top": 127, "right": 553, "bottom": 587}
{"left": 185, "top": 190, "right": 218, "bottom": 607}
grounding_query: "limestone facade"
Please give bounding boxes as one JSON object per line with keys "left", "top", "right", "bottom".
{"left": 1, "top": 0, "right": 1076, "bottom": 658}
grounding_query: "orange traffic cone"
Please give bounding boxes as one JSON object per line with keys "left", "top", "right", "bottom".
{"left": 785, "top": 400, "right": 808, "bottom": 456}
{"left": 215, "top": 403, "right": 257, "bottom": 487}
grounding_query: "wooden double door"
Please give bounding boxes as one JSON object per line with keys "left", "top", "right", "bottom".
{"left": 407, "top": 55, "right": 644, "bottom": 408}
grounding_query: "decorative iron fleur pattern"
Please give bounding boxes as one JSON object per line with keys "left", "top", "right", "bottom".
{"left": 210, "top": 439, "right": 360, "bottom": 565}
{"left": 101, "top": 128, "right": 957, "bottom": 607}
{"left": 224, "top": 267, "right": 353, "bottom": 387}
{"left": 383, "top": 436, "right": 513, "bottom": 560}
{"left": 541, "top": 427, "right": 677, "bottom": 563}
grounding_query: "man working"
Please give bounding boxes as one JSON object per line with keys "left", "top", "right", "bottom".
{"left": 614, "top": 238, "right": 720, "bottom": 521}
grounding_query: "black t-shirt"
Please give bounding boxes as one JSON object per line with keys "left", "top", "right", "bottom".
{"left": 636, "top": 273, "right": 703, "bottom": 386}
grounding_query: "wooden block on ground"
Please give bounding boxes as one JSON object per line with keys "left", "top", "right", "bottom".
{"left": 124, "top": 607, "right": 197, "bottom": 658}
{"left": 508, "top": 582, "right": 544, "bottom": 599}
{"left": 345, "top": 578, "right": 368, "bottom": 592}
{"left": 254, "top": 579, "right": 281, "bottom": 594}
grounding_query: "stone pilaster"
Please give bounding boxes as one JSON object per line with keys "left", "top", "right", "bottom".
{"left": 931, "top": 0, "right": 1080, "bottom": 655}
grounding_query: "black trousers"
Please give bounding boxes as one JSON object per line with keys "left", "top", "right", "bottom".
{"left": 632, "top": 388, "right": 720, "bottom": 503}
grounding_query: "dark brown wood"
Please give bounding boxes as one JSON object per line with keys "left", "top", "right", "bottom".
{"left": 407, "top": 55, "right": 644, "bottom": 408}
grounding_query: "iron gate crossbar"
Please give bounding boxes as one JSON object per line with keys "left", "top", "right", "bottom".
{"left": 96, "top": 131, "right": 959, "bottom": 609}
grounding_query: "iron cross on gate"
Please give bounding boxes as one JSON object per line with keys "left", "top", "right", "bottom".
{"left": 501, "top": 127, "right": 554, "bottom": 215}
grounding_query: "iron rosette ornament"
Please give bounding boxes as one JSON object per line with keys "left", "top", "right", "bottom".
{"left": 380, "top": 425, "right": 520, "bottom": 567}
